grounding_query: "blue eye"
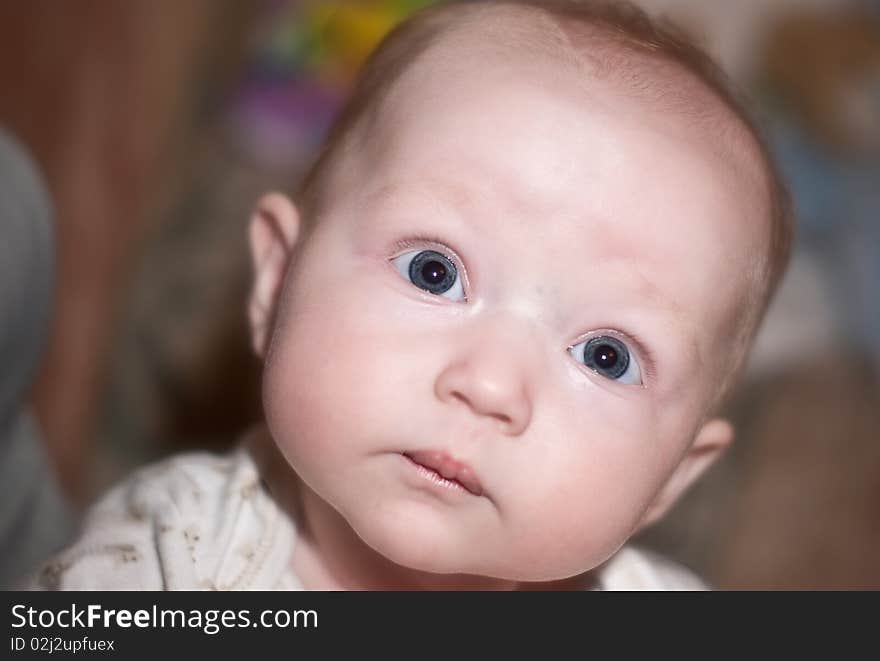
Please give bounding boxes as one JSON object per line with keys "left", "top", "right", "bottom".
{"left": 392, "top": 249, "right": 465, "bottom": 301}
{"left": 568, "top": 335, "right": 642, "bottom": 385}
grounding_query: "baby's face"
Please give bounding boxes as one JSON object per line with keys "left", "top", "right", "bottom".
{"left": 257, "top": 39, "right": 770, "bottom": 582}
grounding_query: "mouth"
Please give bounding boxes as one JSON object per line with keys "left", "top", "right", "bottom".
{"left": 402, "top": 450, "right": 484, "bottom": 497}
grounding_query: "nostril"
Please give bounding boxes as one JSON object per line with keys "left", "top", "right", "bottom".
{"left": 492, "top": 412, "right": 512, "bottom": 426}
{"left": 450, "top": 390, "right": 514, "bottom": 428}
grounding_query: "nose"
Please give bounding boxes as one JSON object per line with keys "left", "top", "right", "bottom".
{"left": 434, "top": 330, "right": 534, "bottom": 437}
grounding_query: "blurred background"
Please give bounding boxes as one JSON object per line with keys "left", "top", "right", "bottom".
{"left": 0, "top": 0, "right": 877, "bottom": 589}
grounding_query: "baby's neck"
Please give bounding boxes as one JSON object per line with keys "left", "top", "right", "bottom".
{"left": 247, "top": 428, "right": 593, "bottom": 591}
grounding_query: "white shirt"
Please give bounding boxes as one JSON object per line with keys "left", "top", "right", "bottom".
{"left": 28, "top": 448, "right": 708, "bottom": 591}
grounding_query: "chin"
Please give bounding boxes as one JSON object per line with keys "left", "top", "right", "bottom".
{"left": 346, "top": 508, "right": 574, "bottom": 583}
{"left": 361, "top": 531, "right": 591, "bottom": 585}
{"left": 344, "top": 501, "right": 484, "bottom": 576}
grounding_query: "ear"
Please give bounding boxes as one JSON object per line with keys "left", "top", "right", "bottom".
{"left": 636, "top": 418, "right": 734, "bottom": 529}
{"left": 248, "top": 192, "right": 301, "bottom": 357}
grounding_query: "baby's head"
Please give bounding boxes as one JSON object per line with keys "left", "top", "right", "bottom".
{"left": 246, "top": 0, "right": 792, "bottom": 586}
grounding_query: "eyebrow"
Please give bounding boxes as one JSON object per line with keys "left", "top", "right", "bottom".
{"left": 604, "top": 260, "right": 705, "bottom": 372}
{"left": 361, "top": 181, "right": 470, "bottom": 224}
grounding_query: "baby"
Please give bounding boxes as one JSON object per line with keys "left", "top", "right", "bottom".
{"left": 30, "top": 0, "right": 792, "bottom": 590}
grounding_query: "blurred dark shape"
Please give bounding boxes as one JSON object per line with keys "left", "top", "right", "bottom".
{"left": 0, "top": 128, "right": 74, "bottom": 587}
{"left": 0, "top": 0, "right": 255, "bottom": 503}
{"left": 717, "top": 354, "right": 880, "bottom": 589}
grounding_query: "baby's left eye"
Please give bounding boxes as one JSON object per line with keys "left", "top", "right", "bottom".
{"left": 568, "top": 335, "right": 642, "bottom": 385}
{"left": 391, "top": 249, "right": 466, "bottom": 301}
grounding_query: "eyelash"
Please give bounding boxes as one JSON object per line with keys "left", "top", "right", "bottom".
{"left": 387, "top": 235, "right": 657, "bottom": 386}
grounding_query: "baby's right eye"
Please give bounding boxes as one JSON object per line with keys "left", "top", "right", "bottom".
{"left": 391, "top": 249, "right": 466, "bottom": 301}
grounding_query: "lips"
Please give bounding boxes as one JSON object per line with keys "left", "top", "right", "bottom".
{"left": 403, "top": 450, "right": 484, "bottom": 497}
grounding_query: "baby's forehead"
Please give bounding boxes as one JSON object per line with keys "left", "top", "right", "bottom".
{"left": 346, "top": 4, "right": 769, "bottom": 221}
{"left": 366, "top": 4, "right": 772, "bottom": 240}
{"left": 380, "top": 3, "right": 763, "bottom": 172}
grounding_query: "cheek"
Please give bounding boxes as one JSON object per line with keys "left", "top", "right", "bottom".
{"left": 261, "top": 256, "right": 433, "bottom": 489}
{"left": 265, "top": 290, "right": 386, "bottom": 460}
{"left": 502, "top": 392, "right": 680, "bottom": 572}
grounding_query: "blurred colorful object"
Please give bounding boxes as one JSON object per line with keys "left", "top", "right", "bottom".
{"left": 230, "top": 0, "right": 437, "bottom": 169}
